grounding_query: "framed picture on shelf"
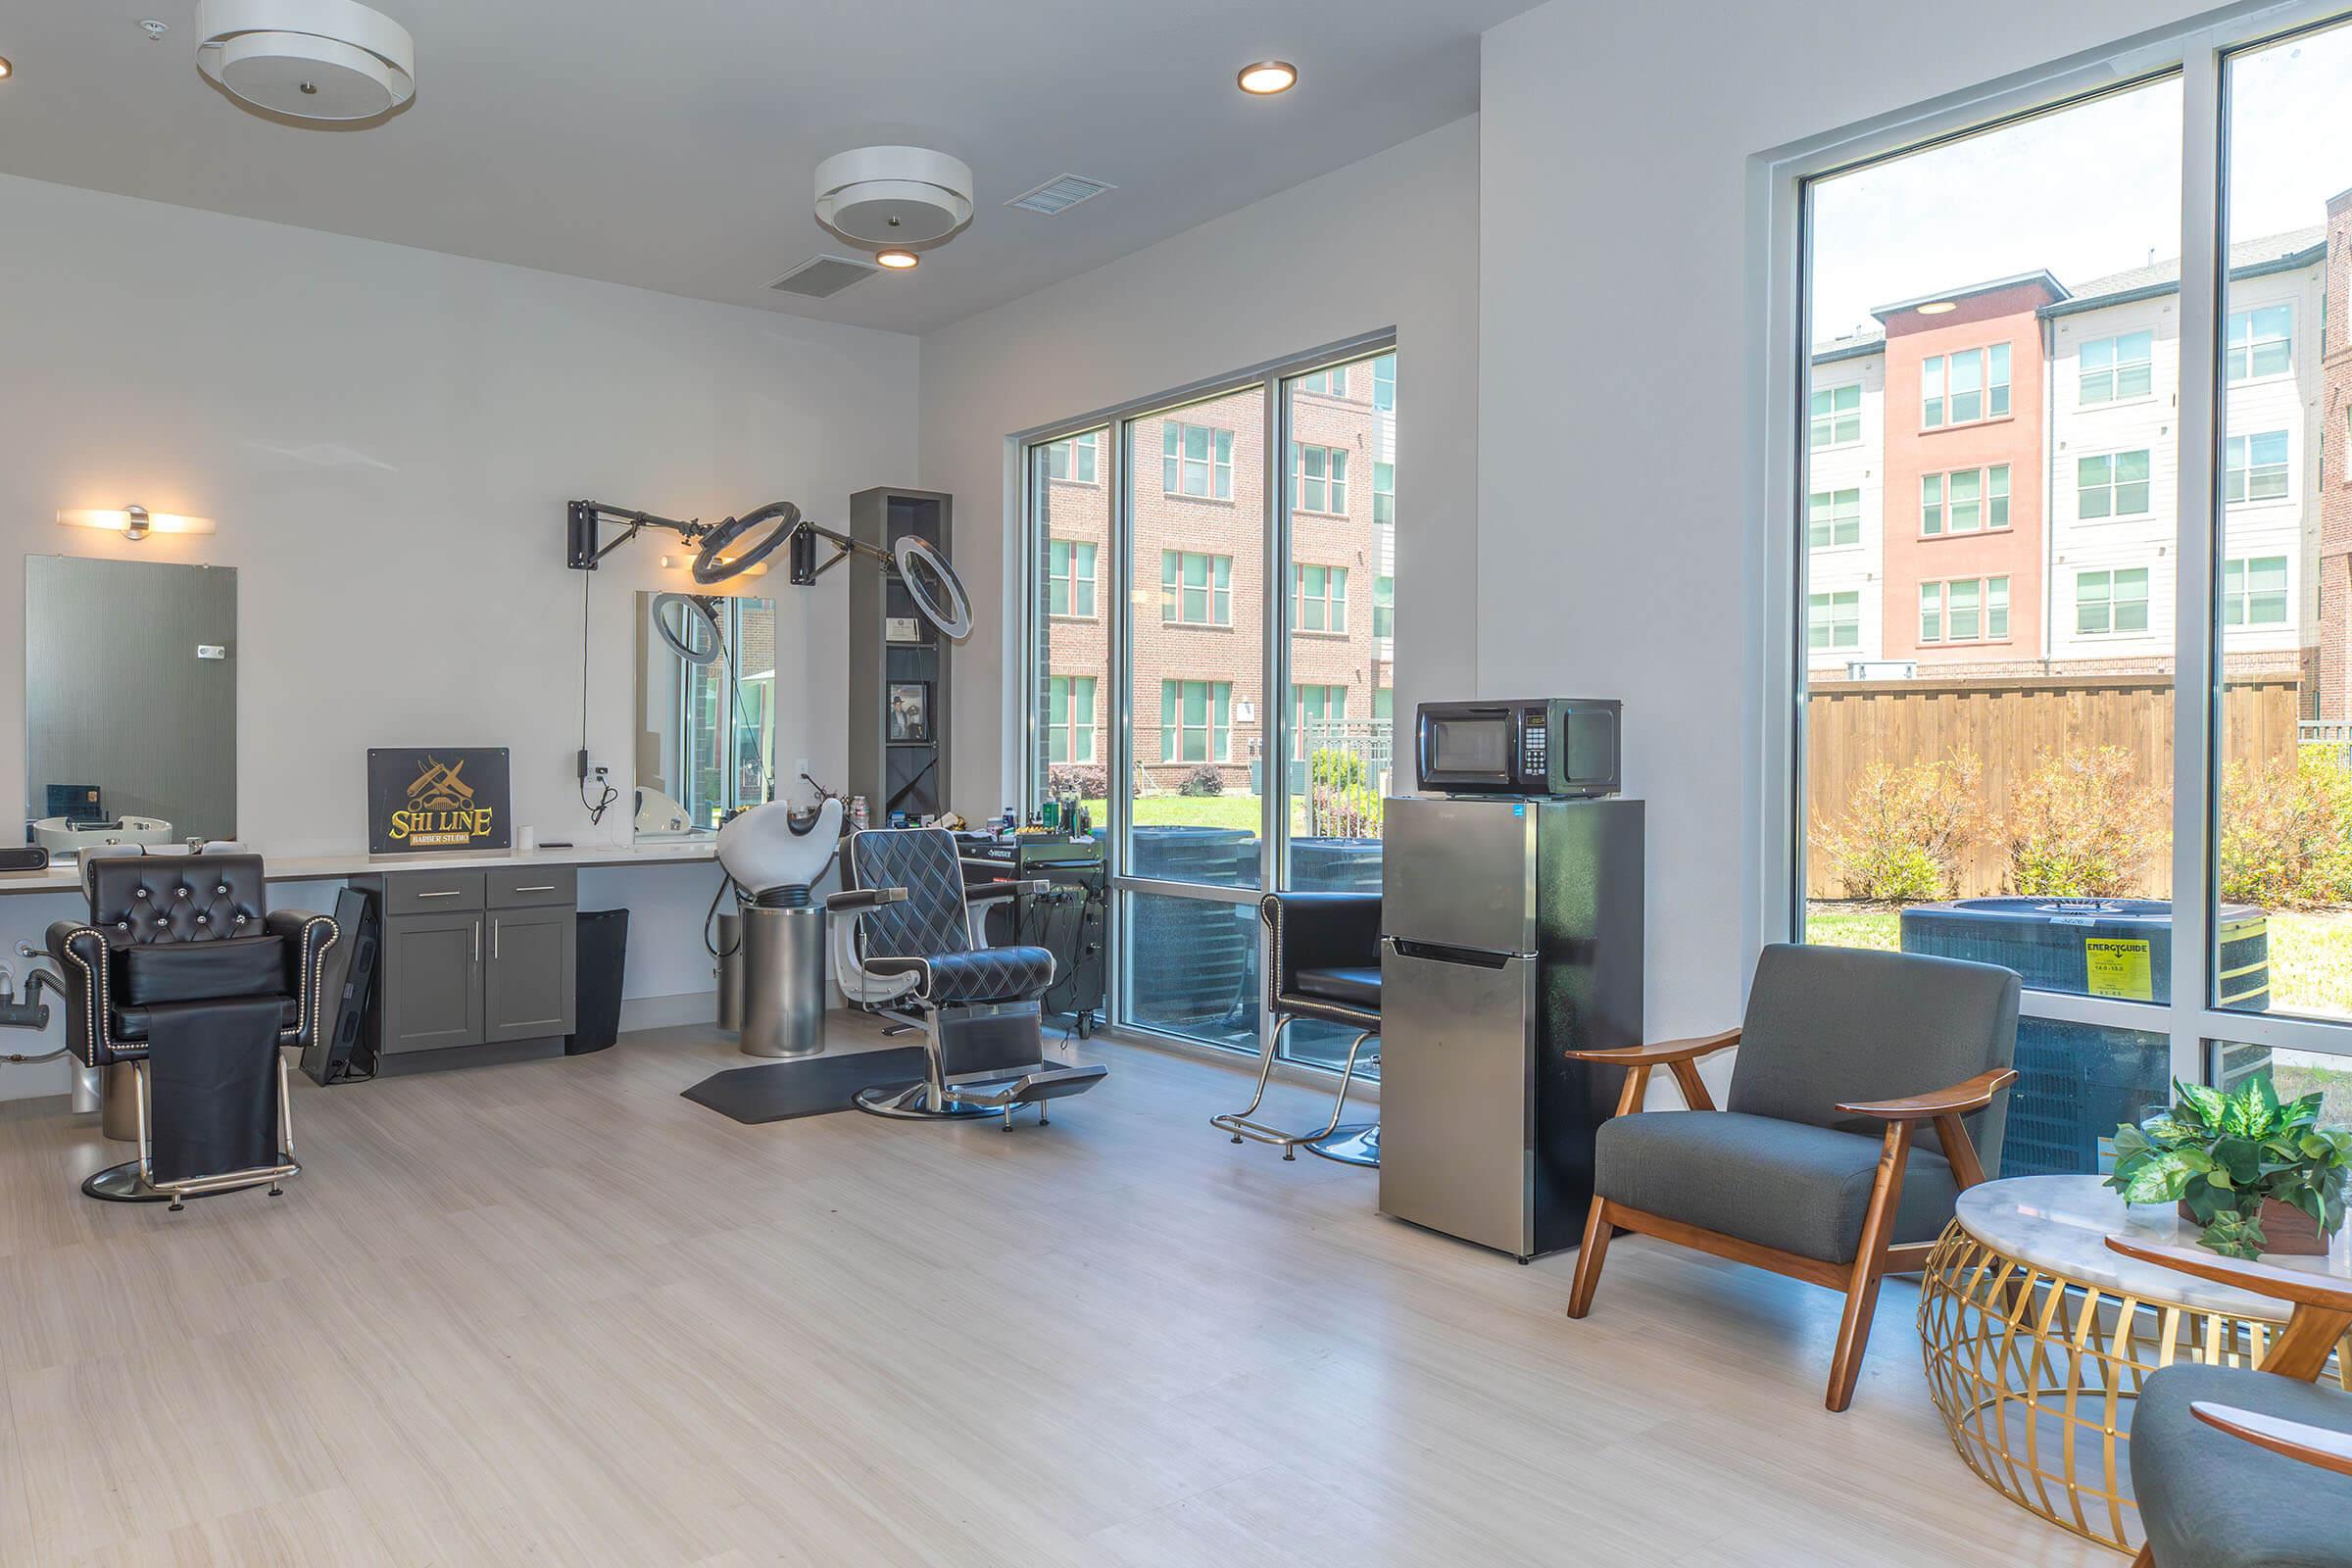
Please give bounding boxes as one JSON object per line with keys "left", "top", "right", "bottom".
{"left": 887, "top": 680, "right": 932, "bottom": 745}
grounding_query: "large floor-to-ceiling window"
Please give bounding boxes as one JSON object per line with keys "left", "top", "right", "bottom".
{"left": 1787, "top": 7, "right": 2352, "bottom": 1174}
{"left": 1021, "top": 338, "right": 1397, "bottom": 1068}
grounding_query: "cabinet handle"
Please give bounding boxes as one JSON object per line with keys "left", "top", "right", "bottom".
{"left": 416, "top": 889, "right": 463, "bottom": 899}
{"left": 513, "top": 884, "right": 557, "bottom": 893}
{"left": 493, "top": 918, "right": 501, "bottom": 959}
{"left": 473, "top": 919, "right": 480, "bottom": 963}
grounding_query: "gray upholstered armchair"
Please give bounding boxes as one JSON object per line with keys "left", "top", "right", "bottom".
{"left": 1564, "top": 943, "right": 2019, "bottom": 1411}
{"left": 2105, "top": 1235, "right": 2352, "bottom": 1568}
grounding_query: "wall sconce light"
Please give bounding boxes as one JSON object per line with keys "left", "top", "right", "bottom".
{"left": 57, "top": 505, "right": 217, "bottom": 542}
{"left": 660, "top": 553, "right": 766, "bottom": 577}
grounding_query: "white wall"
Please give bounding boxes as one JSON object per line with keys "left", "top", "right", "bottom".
{"left": 917, "top": 117, "right": 1482, "bottom": 812}
{"left": 0, "top": 172, "right": 917, "bottom": 1096}
{"left": 1478, "top": 0, "right": 2213, "bottom": 1053}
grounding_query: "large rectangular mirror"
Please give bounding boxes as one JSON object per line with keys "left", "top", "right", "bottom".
{"left": 25, "top": 556, "right": 237, "bottom": 858}
{"left": 634, "top": 590, "right": 778, "bottom": 838}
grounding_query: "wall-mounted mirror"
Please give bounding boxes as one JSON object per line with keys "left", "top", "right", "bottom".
{"left": 634, "top": 590, "right": 777, "bottom": 838}
{"left": 25, "top": 556, "right": 237, "bottom": 858}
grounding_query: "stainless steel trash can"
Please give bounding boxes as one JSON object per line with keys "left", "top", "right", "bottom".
{"left": 739, "top": 904, "right": 828, "bottom": 1057}
{"left": 715, "top": 912, "right": 744, "bottom": 1032}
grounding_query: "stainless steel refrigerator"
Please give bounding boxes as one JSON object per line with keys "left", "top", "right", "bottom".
{"left": 1378, "top": 793, "right": 1644, "bottom": 1260}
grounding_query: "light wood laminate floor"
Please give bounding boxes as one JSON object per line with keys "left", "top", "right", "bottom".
{"left": 0, "top": 1019, "right": 2115, "bottom": 1567}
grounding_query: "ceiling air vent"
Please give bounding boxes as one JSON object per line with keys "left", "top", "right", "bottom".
{"left": 768, "top": 254, "right": 880, "bottom": 299}
{"left": 1004, "top": 173, "right": 1116, "bottom": 217}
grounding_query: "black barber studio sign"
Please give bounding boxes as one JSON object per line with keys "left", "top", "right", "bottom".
{"left": 367, "top": 749, "right": 512, "bottom": 855}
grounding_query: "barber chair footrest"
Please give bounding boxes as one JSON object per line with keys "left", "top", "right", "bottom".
{"left": 82, "top": 1155, "right": 299, "bottom": 1205}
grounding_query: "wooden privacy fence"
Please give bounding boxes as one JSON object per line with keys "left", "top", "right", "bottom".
{"left": 1805, "top": 672, "right": 2302, "bottom": 900}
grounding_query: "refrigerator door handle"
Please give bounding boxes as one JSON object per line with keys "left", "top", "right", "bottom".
{"left": 1385, "top": 936, "right": 1517, "bottom": 967}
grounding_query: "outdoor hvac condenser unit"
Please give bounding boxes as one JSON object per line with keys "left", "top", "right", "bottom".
{"left": 1899, "top": 898, "right": 2271, "bottom": 1177}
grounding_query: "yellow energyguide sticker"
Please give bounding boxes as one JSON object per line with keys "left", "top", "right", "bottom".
{"left": 2083, "top": 938, "right": 2154, "bottom": 1001}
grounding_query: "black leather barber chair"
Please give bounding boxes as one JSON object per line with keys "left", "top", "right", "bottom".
{"left": 827, "top": 827, "right": 1106, "bottom": 1127}
{"left": 1211, "top": 892, "right": 1381, "bottom": 1165}
{"left": 47, "top": 852, "right": 338, "bottom": 1207}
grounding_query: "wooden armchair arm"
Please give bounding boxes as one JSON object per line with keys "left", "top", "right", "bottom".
{"left": 2107, "top": 1236, "right": 2352, "bottom": 1381}
{"left": 1574, "top": 1029, "right": 1740, "bottom": 1116}
{"left": 2191, "top": 1402, "right": 2352, "bottom": 1480}
{"left": 1836, "top": 1068, "right": 2017, "bottom": 1122}
{"left": 1566, "top": 1028, "right": 1741, "bottom": 1067}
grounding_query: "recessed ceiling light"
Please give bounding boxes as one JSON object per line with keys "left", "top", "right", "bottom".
{"left": 0, "top": 56, "right": 14, "bottom": 79}
{"left": 1237, "top": 60, "right": 1297, "bottom": 95}
{"left": 1917, "top": 300, "right": 1958, "bottom": 315}
{"left": 875, "top": 248, "right": 920, "bottom": 270}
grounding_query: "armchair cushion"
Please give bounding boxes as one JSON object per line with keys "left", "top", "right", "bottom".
{"left": 1593, "top": 1109, "right": 1962, "bottom": 1265}
{"left": 2132, "top": 1363, "right": 2352, "bottom": 1568}
{"left": 865, "top": 945, "right": 1055, "bottom": 1004}
{"left": 1294, "top": 965, "right": 1381, "bottom": 1010}
{"left": 1727, "top": 944, "right": 2020, "bottom": 1175}
{"left": 87, "top": 854, "right": 267, "bottom": 946}
{"left": 112, "top": 998, "right": 301, "bottom": 1045}
{"left": 118, "top": 934, "right": 286, "bottom": 1006}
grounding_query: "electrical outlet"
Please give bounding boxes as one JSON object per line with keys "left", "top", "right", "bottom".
{"left": 587, "top": 760, "right": 614, "bottom": 786}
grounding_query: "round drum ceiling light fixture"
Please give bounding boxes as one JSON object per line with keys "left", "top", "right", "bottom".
{"left": 1237, "top": 60, "right": 1298, "bottom": 95}
{"left": 874, "top": 248, "right": 919, "bottom": 270}
{"left": 196, "top": 0, "right": 416, "bottom": 122}
{"left": 813, "top": 145, "right": 974, "bottom": 254}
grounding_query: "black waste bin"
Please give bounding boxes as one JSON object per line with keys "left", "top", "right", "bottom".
{"left": 566, "top": 908, "right": 630, "bottom": 1054}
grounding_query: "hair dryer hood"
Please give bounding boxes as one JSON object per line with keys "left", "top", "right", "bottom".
{"left": 717, "top": 797, "right": 843, "bottom": 899}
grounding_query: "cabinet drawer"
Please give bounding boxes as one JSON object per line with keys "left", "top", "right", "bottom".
{"left": 383, "top": 870, "right": 485, "bottom": 915}
{"left": 489, "top": 866, "right": 575, "bottom": 908}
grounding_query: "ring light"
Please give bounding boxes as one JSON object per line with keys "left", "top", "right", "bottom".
{"left": 650, "top": 593, "right": 723, "bottom": 665}
{"left": 893, "top": 536, "right": 973, "bottom": 640}
{"left": 693, "top": 501, "right": 800, "bottom": 585}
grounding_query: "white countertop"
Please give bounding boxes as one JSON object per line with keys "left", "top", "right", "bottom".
{"left": 1955, "top": 1174, "right": 2351, "bottom": 1319}
{"left": 0, "top": 838, "right": 718, "bottom": 895}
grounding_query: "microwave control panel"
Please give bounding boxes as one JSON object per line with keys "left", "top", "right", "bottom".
{"left": 1521, "top": 716, "right": 1548, "bottom": 779}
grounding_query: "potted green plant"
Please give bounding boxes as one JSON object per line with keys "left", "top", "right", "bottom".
{"left": 2107, "top": 1078, "right": 2351, "bottom": 1260}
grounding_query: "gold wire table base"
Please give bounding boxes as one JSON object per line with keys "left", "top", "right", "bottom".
{"left": 1916, "top": 1219, "right": 2351, "bottom": 1555}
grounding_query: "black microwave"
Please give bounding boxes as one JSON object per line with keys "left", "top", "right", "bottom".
{"left": 1414, "top": 699, "right": 1622, "bottom": 798}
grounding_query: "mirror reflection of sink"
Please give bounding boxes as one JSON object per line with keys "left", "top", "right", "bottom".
{"left": 33, "top": 815, "right": 174, "bottom": 856}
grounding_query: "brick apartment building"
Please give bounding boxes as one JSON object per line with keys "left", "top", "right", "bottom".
{"left": 2322, "top": 186, "right": 2352, "bottom": 716}
{"left": 1034, "top": 358, "right": 1396, "bottom": 796}
{"left": 1808, "top": 226, "right": 2334, "bottom": 705}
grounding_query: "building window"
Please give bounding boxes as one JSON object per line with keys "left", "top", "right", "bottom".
{"left": 1809, "top": 487, "right": 1861, "bottom": 549}
{"left": 2080, "top": 329, "right": 2155, "bottom": 404}
{"left": 1048, "top": 539, "right": 1097, "bottom": 618}
{"left": 1162, "top": 422, "right": 1234, "bottom": 499}
{"left": 1291, "top": 443, "right": 1349, "bottom": 514}
{"left": 1372, "top": 574, "right": 1395, "bottom": 638}
{"left": 1919, "top": 576, "right": 2009, "bottom": 643}
{"left": 1293, "top": 564, "right": 1348, "bottom": 632}
{"left": 1808, "top": 590, "right": 1860, "bottom": 651}
{"left": 1921, "top": 466, "right": 2010, "bottom": 535}
{"left": 1160, "top": 551, "right": 1232, "bottom": 626}
{"left": 1923, "top": 343, "right": 2011, "bottom": 428}
{"left": 1159, "top": 679, "right": 1231, "bottom": 762}
{"left": 1298, "top": 367, "right": 1349, "bottom": 397}
{"left": 2077, "top": 566, "right": 2151, "bottom": 635}
{"left": 1291, "top": 684, "right": 1348, "bottom": 760}
{"left": 1373, "top": 461, "right": 1396, "bottom": 525}
{"left": 1372, "top": 354, "right": 1396, "bottom": 411}
{"left": 2078, "top": 450, "right": 2153, "bottom": 519}
{"left": 1047, "top": 675, "right": 1098, "bottom": 762}
{"left": 2225, "top": 303, "right": 2293, "bottom": 381}
{"left": 2224, "top": 430, "right": 2290, "bottom": 504}
{"left": 1810, "top": 383, "right": 1862, "bottom": 448}
{"left": 2222, "top": 556, "right": 2289, "bottom": 627}
{"left": 1046, "top": 431, "right": 1099, "bottom": 483}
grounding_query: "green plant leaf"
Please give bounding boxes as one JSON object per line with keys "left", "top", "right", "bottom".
{"left": 2111, "top": 1123, "right": 2152, "bottom": 1163}
{"left": 2118, "top": 1152, "right": 2197, "bottom": 1204}
{"left": 2199, "top": 1208, "right": 2268, "bottom": 1260}
{"left": 2175, "top": 1080, "right": 2227, "bottom": 1132}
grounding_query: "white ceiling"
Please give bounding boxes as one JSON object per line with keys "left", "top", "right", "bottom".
{"left": 0, "top": 0, "right": 1532, "bottom": 335}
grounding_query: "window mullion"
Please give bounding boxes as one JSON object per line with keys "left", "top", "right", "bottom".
{"left": 2171, "top": 36, "right": 2224, "bottom": 1087}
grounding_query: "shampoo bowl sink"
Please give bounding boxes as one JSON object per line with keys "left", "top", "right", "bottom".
{"left": 34, "top": 815, "right": 174, "bottom": 856}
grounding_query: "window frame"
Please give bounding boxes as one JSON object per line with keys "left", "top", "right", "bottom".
{"left": 1161, "top": 420, "right": 1236, "bottom": 500}
{"left": 1291, "top": 442, "right": 1351, "bottom": 515}
{"left": 2222, "top": 428, "right": 2291, "bottom": 506}
{"left": 1292, "top": 563, "right": 1349, "bottom": 634}
{"left": 2076, "top": 447, "right": 2155, "bottom": 520}
{"left": 1916, "top": 574, "right": 2012, "bottom": 644}
{"left": 1046, "top": 673, "right": 1099, "bottom": 763}
{"left": 2225, "top": 300, "right": 2294, "bottom": 383}
{"left": 1047, "top": 537, "right": 1099, "bottom": 619}
{"left": 1159, "top": 549, "right": 1234, "bottom": 627}
{"left": 1921, "top": 342, "right": 2013, "bottom": 429}
{"left": 1809, "top": 485, "right": 1863, "bottom": 549}
{"left": 2080, "top": 327, "right": 2157, "bottom": 405}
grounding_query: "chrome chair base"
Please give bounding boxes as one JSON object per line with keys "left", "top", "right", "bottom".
{"left": 1212, "top": 1020, "right": 1378, "bottom": 1161}
{"left": 1304, "top": 1122, "right": 1380, "bottom": 1168}
{"left": 83, "top": 1156, "right": 298, "bottom": 1208}
{"left": 853, "top": 1081, "right": 1000, "bottom": 1121}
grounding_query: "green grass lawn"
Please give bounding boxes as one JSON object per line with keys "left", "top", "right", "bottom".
{"left": 1805, "top": 903, "right": 2352, "bottom": 1018}
{"left": 1082, "top": 795, "right": 1326, "bottom": 834}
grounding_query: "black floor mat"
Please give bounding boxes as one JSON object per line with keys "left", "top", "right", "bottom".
{"left": 680, "top": 1047, "right": 931, "bottom": 1125}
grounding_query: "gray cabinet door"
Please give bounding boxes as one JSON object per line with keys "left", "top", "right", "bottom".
{"left": 380, "top": 911, "right": 484, "bottom": 1054}
{"left": 483, "top": 906, "right": 576, "bottom": 1044}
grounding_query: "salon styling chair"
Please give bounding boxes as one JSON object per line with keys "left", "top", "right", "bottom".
{"left": 1211, "top": 892, "right": 1381, "bottom": 1164}
{"left": 47, "top": 851, "right": 337, "bottom": 1207}
{"left": 827, "top": 827, "right": 1105, "bottom": 1127}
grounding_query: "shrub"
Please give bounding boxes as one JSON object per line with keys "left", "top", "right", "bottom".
{"left": 1310, "top": 748, "right": 1368, "bottom": 792}
{"left": 1814, "top": 754, "right": 1981, "bottom": 903}
{"left": 1310, "top": 781, "right": 1384, "bottom": 839}
{"left": 1178, "top": 764, "right": 1225, "bottom": 797}
{"left": 2003, "top": 746, "right": 2168, "bottom": 897}
{"left": 1047, "top": 762, "right": 1107, "bottom": 801}
{"left": 2219, "top": 748, "right": 2352, "bottom": 908}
